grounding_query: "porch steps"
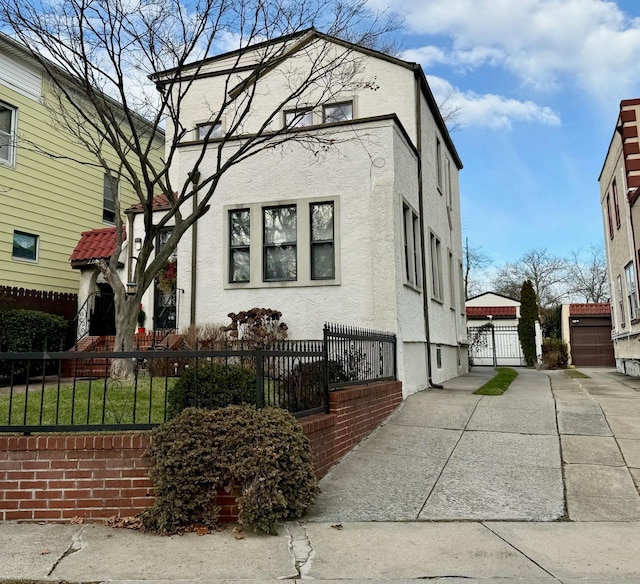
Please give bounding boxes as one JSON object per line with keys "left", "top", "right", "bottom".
{"left": 62, "top": 333, "right": 175, "bottom": 378}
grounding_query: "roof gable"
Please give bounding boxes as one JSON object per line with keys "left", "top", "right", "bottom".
{"left": 70, "top": 227, "right": 125, "bottom": 268}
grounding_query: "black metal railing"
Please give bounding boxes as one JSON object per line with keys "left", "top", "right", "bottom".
{"left": 0, "top": 323, "right": 396, "bottom": 434}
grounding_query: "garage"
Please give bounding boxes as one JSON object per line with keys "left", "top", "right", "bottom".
{"left": 568, "top": 304, "right": 615, "bottom": 367}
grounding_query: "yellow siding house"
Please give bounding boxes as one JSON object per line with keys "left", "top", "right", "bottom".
{"left": 0, "top": 33, "right": 164, "bottom": 296}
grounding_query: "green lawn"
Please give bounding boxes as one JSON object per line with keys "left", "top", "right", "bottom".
{"left": 0, "top": 377, "right": 175, "bottom": 427}
{"left": 474, "top": 367, "right": 518, "bottom": 396}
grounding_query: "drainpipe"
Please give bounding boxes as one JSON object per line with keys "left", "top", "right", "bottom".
{"left": 189, "top": 172, "right": 200, "bottom": 326}
{"left": 415, "top": 72, "right": 442, "bottom": 389}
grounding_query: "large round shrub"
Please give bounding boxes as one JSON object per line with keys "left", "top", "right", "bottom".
{"left": 143, "top": 406, "right": 319, "bottom": 535}
{"left": 168, "top": 362, "right": 256, "bottom": 417}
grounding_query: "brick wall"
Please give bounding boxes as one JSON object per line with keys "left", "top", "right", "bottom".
{"left": 0, "top": 435, "right": 152, "bottom": 522}
{"left": 0, "top": 380, "right": 402, "bottom": 522}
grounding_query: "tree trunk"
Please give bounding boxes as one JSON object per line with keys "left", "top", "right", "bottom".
{"left": 111, "top": 295, "right": 139, "bottom": 379}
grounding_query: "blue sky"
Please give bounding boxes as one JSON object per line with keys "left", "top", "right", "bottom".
{"left": 375, "top": 0, "right": 640, "bottom": 266}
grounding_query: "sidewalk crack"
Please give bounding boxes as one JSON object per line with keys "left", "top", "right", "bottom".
{"left": 282, "top": 522, "right": 315, "bottom": 579}
{"left": 47, "top": 525, "right": 87, "bottom": 577}
{"left": 481, "top": 522, "right": 562, "bottom": 581}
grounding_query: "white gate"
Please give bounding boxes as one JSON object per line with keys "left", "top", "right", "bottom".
{"left": 468, "top": 325, "right": 525, "bottom": 366}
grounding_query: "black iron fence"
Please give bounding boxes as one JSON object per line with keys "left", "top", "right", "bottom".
{"left": 0, "top": 323, "right": 396, "bottom": 433}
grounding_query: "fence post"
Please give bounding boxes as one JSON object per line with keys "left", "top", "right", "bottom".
{"left": 323, "top": 325, "right": 330, "bottom": 413}
{"left": 255, "top": 345, "right": 264, "bottom": 408}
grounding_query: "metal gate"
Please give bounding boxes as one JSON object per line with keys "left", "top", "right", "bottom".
{"left": 468, "top": 325, "right": 525, "bottom": 366}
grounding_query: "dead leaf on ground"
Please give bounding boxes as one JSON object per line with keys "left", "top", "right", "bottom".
{"left": 232, "top": 526, "right": 244, "bottom": 540}
{"left": 330, "top": 523, "right": 343, "bottom": 530}
{"left": 105, "top": 515, "right": 143, "bottom": 530}
{"left": 70, "top": 516, "right": 84, "bottom": 525}
{"left": 38, "top": 548, "right": 50, "bottom": 555}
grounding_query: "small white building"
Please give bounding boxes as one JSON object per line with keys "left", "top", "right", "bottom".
{"left": 89, "top": 30, "right": 468, "bottom": 394}
{"left": 466, "top": 292, "right": 524, "bottom": 367}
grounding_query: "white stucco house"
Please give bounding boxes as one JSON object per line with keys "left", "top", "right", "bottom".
{"left": 81, "top": 30, "right": 467, "bottom": 394}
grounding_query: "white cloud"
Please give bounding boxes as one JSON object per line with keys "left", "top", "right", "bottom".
{"left": 428, "top": 76, "right": 561, "bottom": 129}
{"left": 381, "top": 0, "right": 640, "bottom": 100}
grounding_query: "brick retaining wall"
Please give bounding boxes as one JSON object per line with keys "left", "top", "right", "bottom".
{"left": 0, "top": 380, "right": 402, "bottom": 522}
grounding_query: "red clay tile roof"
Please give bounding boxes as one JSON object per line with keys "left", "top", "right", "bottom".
{"left": 126, "top": 193, "right": 174, "bottom": 214}
{"left": 569, "top": 303, "right": 611, "bottom": 316}
{"left": 466, "top": 306, "right": 517, "bottom": 319}
{"left": 70, "top": 227, "right": 125, "bottom": 267}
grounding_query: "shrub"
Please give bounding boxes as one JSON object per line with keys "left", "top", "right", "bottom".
{"left": 518, "top": 280, "right": 539, "bottom": 366}
{"left": 541, "top": 338, "right": 569, "bottom": 369}
{"left": 0, "top": 309, "right": 67, "bottom": 352}
{"left": 142, "top": 406, "right": 319, "bottom": 535}
{"left": 225, "top": 307, "right": 288, "bottom": 346}
{"left": 168, "top": 362, "right": 256, "bottom": 417}
{"left": 279, "top": 359, "right": 347, "bottom": 412}
{"left": 0, "top": 310, "right": 67, "bottom": 379}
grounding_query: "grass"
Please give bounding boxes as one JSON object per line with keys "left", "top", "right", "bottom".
{"left": 0, "top": 376, "right": 176, "bottom": 427}
{"left": 474, "top": 367, "right": 518, "bottom": 395}
{"left": 564, "top": 369, "right": 590, "bottom": 379}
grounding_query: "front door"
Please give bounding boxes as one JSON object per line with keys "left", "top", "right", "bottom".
{"left": 89, "top": 283, "right": 116, "bottom": 336}
{"left": 153, "top": 228, "right": 177, "bottom": 331}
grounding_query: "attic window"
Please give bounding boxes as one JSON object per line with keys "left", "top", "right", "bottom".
{"left": 197, "top": 122, "right": 222, "bottom": 140}
{"left": 323, "top": 102, "right": 352, "bottom": 124}
{"left": 285, "top": 108, "right": 313, "bottom": 128}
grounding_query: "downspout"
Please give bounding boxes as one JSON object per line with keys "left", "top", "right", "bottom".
{"left": 189, "top": 172, "right": 200, "bottom": 325}
{"left": 414, "top": 71, "right": 442, "bottom": 389}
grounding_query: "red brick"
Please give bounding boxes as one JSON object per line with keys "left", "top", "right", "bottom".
{"left": 4, "top": 490, "right": 32, "bottom": 500}
{"left": 6, "top": 510, "right": 34, "bottom": 520}
{"left": 35, "top": 490, "right": 63, "bottom": 500}
{"left": 19, "top": 480, "right": 48, "bottom": 490}
{"left": 34, "top": 510, "right": 63, "bottom": 520}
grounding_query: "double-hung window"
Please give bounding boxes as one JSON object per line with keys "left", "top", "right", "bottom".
{"left": 436, "top": 137, "right": 443, "bottom": 192}
{"left": 0, "top": 102, "right": 16, "bottom": 167}
{"left": 625, "top": 262, "right": 638, "bottom": 321}
{"left": 263, "top": 205, "right": 297, "bottom": 281}
{"left": 103, "top": 173, "right": 118, "bottom": 224}
{"left": 430, "top": 232, "right": 443, "bottom": 301}
{"left": 613, "top": 179, "right": 621, "bottom": 228}
{"left": 310, "top": 202, "right": 335, "bottom": 279}
{"left": 229, "top": 209, "right": 250, "bottom": 283}
{"left": 402, "top": 203, "right": 421, "bottom": 288}
{"left": 617, "top": 274, "right": 625, "bottom": 327}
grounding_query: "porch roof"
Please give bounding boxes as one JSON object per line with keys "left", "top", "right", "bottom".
{"left": 126, "top": 193, "right": 173, "bottom": 214}
{"left": 70, "top": 227, "right": 126, "bottom": 269}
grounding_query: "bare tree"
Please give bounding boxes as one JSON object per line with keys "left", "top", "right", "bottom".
{"left": 566, "top": 243, "right": 609, "bottom": 303}
{"left": 0, "top": 0, "right": 398, "bottom": 374}
{"left": 463, "top": 237, "right": 491, "bottom": 299}
{"left": 492, "top": 248, "right": 568, "bottom": 307}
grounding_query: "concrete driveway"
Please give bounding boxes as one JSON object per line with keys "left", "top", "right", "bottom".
{"left": 307, "top": 366, "right": 640, "bottom": 523}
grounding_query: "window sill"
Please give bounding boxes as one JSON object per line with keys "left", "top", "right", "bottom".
{"left": 631, "top": 318, "right": 640, "bottom": 325}
{"left": 403, "top": 281, "right": 422, "bottom": 293}
{"left": 225, "top": 278, "right": 340, "bottom": 290}
{"left": 12, "top": 256, "right": 38, "bottom": 264}
{"left": 431, "top": 296, "right": 444, "bottom": 305}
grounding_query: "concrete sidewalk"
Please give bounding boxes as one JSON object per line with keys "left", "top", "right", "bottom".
{"left": 2, "top": 366, "right": 640, "bottom": 583}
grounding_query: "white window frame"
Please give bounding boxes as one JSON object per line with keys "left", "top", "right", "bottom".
{"left": 430, "top": 231, "right": 443, "bottom": 302}
{"left": 458, "top": 259, "right": 465, "bottom": 314}
{"left": 448, "top": 250, "right": 456, "bottom": 309}
{"left": 224, "top": 197, "right": 340, "bottom": 289}
{"left": 402, "top": 201, "right": 422, "bottom": 290}
{"left": 625, "top": 262, "right": 638, "bottom": 322}
{"left": 12, "top": 230, "right": 38, "bottom": 262}
{"left": 0, "top": 101, "right": 17, "bottom": 167}
{"left": 617, "top": 274, "right": 625, "bottom": 327}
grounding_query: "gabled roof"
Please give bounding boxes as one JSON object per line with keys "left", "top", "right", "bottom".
{"left": 569, "top": 303, "right": 611, "bottom": 316}
{"left": 466, "top": 291, "right": 520, "bottom": 303}
{"left": 126, "top": 193, "right": 173, "bottom": 214}
{"left": 70, "top": 227, "right": 125, "bottom": 268}
{"left": 151, "top": 28, "right": 462, "bottom": 169}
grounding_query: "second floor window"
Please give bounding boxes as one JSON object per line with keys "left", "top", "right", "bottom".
{"left": 625, "top": 263, "right": 638, "bottom": 321}
{"left": 0, "top": 102, "right": 16, "bottom": 167}
{"left": 285, "top": 109, "right": 313, "bottom": 128}
{"left": 197, "top": 122, "right": 223, "bottom": 140}
{"left": 323, "top": 101, "right": 353, "bottom": 123}
{"left": 103, "top": 174, "right": 118, "bottom": 224}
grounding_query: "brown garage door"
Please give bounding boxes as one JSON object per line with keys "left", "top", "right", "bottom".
{"left": 569, "top": 316, "right": 615, "bottom": 367}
